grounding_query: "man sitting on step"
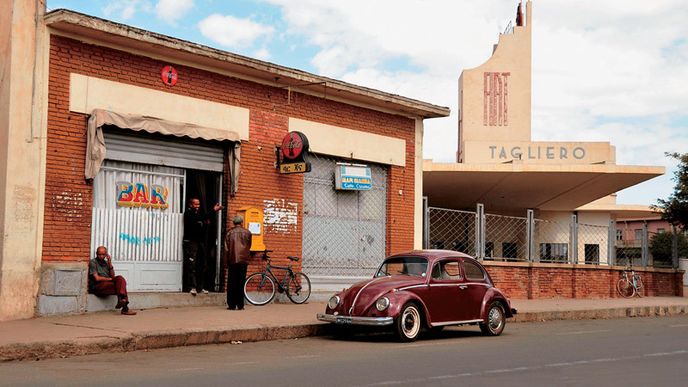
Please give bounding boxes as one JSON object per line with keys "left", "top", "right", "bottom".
{"left": 88, "top": 246, "right": 137, "bottom": 315}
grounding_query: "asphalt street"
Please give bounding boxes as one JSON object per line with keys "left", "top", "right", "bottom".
{"left": 2, "top": 316, "right": 687, "bottom": 387}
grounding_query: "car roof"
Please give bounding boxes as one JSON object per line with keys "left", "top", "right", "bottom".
{"left": 387, "top": 249, "right": 477, "bottom": 263}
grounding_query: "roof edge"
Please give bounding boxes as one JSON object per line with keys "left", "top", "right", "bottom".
{"left": 44, "top": 9, "right": 450, "bottom": 119}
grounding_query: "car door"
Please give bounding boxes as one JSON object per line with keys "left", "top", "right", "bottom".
{"left": 426, "top": 259, "right": 463, "bottom": 323}
{"left": 457, "top": 259, "right": 490, "bottom": 321}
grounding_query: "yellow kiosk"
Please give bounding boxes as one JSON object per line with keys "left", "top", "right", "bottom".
{"left": 236, "top": 206, "right": 266, "bottom": 252}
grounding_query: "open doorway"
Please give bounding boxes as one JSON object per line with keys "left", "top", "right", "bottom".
{"left": 184, "top": 169, "right": 224, "bottom": 292}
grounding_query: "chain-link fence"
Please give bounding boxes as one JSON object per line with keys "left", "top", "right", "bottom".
{"left": 533, "top": 218, "right": 572, "bottom": 263}
{"left": 427, "top": 208, "right": 476, "bottom": 256}
{"left": 485, "top": 213, "right": 528, "bottom": 261}
{"left": 425, "top": 204, "right": 681, "bottom": 268}
{"left": 578, "top": 223, "right": 609, "bottom": 265}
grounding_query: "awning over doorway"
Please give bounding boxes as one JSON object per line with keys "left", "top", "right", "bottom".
{"left": 86, "top": 109, "right": 242, "bottom": 195}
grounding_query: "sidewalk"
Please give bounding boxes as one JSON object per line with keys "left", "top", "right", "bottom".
{"left": 2, "top": 297, "right": 687, "bottom": 362}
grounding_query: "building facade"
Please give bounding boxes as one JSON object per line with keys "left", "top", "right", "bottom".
{"left": 0, "top": 5, "right": 449, "bottom": 320}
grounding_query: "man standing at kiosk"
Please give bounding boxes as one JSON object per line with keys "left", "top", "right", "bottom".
{"left": 225, "top": 215, "right": 252, "bottom": 310}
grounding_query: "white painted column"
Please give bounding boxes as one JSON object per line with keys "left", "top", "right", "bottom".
{"left": 413, "top": 118, "right": 424, "bottom": 249}
{"left": 0, "top": 0, "right": 48, "bottom": 321}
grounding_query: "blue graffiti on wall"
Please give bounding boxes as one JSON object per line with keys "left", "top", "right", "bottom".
{"left": 119, "top": 233, "right": 161, "bottom": 246}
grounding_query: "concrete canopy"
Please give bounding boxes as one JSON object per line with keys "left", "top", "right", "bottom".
{"left": 423, "top": 161, "right": 664, "bottom": 213}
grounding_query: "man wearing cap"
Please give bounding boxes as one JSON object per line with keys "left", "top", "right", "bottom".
{"left": 224, "top": 215, "right": 252, "bottom": 310}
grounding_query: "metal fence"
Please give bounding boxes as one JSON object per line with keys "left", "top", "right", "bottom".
{"left": 425, "top": 203, "right": 682, "bottom": 268}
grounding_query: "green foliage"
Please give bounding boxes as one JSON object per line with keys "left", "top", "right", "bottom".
{"left": 649, "top": 231, "right": 688, "bottom": 263}
{"left": 653, "top": 152, "right": 688, "bottom": 229}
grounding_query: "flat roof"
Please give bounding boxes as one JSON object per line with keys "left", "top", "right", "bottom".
{"left": 423, "top": 161, "right": 665, "bottom": 212}
{"left": 44, "top": 9, "right": 450, "bottom": 119}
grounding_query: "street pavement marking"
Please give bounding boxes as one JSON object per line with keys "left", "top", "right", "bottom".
{"left": 556, "top": 329, "right": 610, "bottom": 335}
{"left": 669, "top": 324, "right": 688, "bottom": 328}
{"left": 356, "top": 350, "right": 688, "bottom": 387}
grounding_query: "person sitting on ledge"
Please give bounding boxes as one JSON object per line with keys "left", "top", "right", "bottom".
{"left": 88, "top": 246, "right": 136, "bottom": 315}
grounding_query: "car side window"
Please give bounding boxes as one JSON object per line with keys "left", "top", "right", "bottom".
{"left": 463, "top": 260, "right": 485, "bottom": 281}
{"left": 431, "top": 260, "right": 462, "bottom": 281}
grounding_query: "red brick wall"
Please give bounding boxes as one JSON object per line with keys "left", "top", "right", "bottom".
{"left": 43, "top": 36, "right": 417, "bottom": 272}
{"left": 484, "top": 262, "right": 684, "bottom": 299}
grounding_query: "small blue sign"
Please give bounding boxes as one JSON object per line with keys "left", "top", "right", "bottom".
{"left": 336, "top": 165, "right": 372, "bottom": 190}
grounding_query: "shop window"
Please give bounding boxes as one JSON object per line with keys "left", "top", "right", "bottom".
{"left": 502, "top": 242, "right": 517, "bottom": 259}
{"left": 540, "top": 243, "right": 568, "bottom": 262}
{"left": 485, "top": 241, "right": 494, "bottom": 259}
{"left": 584, "top": 244, "right": 599, "bottom": 264}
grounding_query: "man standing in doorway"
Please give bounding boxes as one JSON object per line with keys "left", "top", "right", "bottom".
{"left": 225, "top": 215, "right": 252, "bottom": 310}
{"left": 184, "top": 198, "right": 223, "bottom": 295}
{"left": 89, "top": 246, "right": 136, "bottom": 315}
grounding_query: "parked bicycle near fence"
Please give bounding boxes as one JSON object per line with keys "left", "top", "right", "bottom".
{"left": 616, "top": 266, "right": 644, "bottom": 298}
{"left": 244, "top": 250, "right": 311, "bottom": 305}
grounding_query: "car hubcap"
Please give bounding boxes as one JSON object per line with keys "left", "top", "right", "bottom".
{"left": 402, "top": 306, "right": 420, "bottom": 338}
{"left": 488, "top": 307, "right": 503, "bottom": 332}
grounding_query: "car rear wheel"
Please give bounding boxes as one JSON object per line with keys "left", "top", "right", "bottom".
{"left": 480, "top": 302, "right": 506, "bottom": 336}
{"left": 395, "top": 303, "right": 422, "bottom": 342}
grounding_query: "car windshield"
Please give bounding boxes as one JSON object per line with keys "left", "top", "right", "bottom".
{"left": 375, "top": 256, "right": 428, "bottom": 277}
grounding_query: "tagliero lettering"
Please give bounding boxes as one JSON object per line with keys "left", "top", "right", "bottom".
{"left": 116, "top": 182, "right": 169, "bottom": 209}
{"left": 489, "top": 145, "right": 586, "bottom": 160}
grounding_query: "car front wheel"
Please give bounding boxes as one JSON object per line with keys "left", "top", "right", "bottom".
{"left": 480, "top": 302, "right": 505, "bottom": 336}
{"left": 395, "top": 303, "right": 422, "bottom": 342}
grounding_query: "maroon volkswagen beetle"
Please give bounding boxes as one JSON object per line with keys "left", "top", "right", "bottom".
{"left": 317, "top": 250, "right": 516, "bottom": 342}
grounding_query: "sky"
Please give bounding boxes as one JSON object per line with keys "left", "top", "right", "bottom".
{"left": 46, "top": 0, "right": 688, "bottom": 206}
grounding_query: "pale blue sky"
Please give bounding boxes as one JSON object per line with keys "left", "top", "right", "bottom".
{"left": 47, "top": 0, "right": 688, "bottom": 206}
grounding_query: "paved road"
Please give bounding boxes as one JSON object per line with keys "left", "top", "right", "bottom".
{"left": 2, "top": 316, "right": 687, "bottom": 387}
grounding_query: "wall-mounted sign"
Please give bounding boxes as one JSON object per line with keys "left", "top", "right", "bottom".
{"left": 483, "top": 71, "right": 510, "bottom": 127}
{"left": 117, "top": 182, "right": 169, "bottom": 209}
{"left": 278, "top": 131, "right": 311, "bottom": 174}
{"left": 335, "top": 164, "right": 372, "bottom": 190}
{"left": 161, "top": 65, "right": 178, "bottom": 86}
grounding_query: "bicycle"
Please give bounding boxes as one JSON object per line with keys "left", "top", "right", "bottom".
{"left": 244, "top": 250, "right": 311, "bottom": 305}
{"left": 616, "top": 266, "right": 644, "bottom": 298}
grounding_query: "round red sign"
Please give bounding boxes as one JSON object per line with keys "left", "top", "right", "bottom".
{"left": 161, "top": 65, "right": 178, "bottom": 86}
{"left": 281, "top": 132, "right": 307, "bottom": 160}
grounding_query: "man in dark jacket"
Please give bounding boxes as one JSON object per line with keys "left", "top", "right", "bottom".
{"left": 224, "top": 215, "right": 252, "bottom": 310}
{"left": 184, "top": 198, "right": 223, "bottom": 295}
{"left": 88, "top": 246, "right": 136, "bottom": 315}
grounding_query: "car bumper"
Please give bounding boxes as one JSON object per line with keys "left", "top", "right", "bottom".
{"left": 317, "top": 313, "right": 394, "bottom": 326}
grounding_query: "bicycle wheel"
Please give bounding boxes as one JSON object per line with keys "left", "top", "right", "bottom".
{"left": 244, "top": 273, "right": 276, "bottom": 306}
{"left": 616, "top": 278, "right": 634, "bottom": 298}
{"left": 286, "top": 272, "right": 311, "bottom": 304}
{"left": 634, "top": 275, "right": 644, "bottom": 297}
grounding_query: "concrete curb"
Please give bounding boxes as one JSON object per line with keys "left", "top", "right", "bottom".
{"left": 0, "top": 324, "right": 329, "bottom": 362}
{"left": 2, "top": 306, "right": 686, "bottom": 362}
{"left": 512, "top": 305, "right": 688, "bottom": 323}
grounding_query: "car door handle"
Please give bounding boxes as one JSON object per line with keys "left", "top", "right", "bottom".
{"left": 459, "top": 285, "right": 468, "bottom": 290}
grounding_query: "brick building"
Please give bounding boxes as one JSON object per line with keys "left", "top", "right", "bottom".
{"left": 0, "top": 4, "right": 448, "bottom": 320}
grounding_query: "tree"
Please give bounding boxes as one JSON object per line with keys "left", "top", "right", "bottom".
{"left": 649, "top": 232, "right": 688, "bottom": 265}
{"left": 653, "top": 152, "right": 688, "bottom": 229}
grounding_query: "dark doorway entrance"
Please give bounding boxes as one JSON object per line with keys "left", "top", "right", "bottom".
{"left": 184, "top": 169, "right": 224, "bottom": 292}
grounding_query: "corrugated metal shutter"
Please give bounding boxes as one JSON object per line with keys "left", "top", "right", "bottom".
{"left": 104, "top": 131, "right": 224, "bottom": 172}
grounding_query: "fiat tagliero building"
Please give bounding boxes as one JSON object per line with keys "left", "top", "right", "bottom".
{"left": 423, "top": 1, "right": 682, "bottom": 299}
{"left": 0, "top": 3, "right": 449, "bottom": 320}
